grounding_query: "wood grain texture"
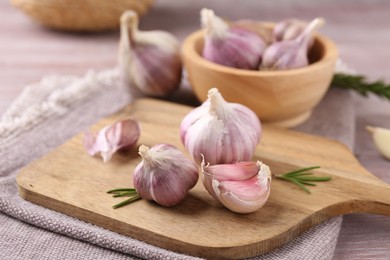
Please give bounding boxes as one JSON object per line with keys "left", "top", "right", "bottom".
{"left": 16, "top": 99, "right": 390, "bottom": 259}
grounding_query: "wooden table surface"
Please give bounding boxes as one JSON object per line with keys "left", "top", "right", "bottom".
{"left": 1, "top": 0, "right": 390, "bottom": 259}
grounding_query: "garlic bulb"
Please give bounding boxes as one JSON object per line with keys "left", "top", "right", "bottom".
{"left": 261, "top": 17, "right": 324, "bottom": 70}
{"left": 201, "top": 8, "right": 265, "bottom": 70}
{"left": 366, "top": 126, "right": 390, "bottom": 160}
{"left": 273, "top": 18, "right": 315, "bottom": 48}
{"left": 180, "top": 88, "right": 261, "bottom": 165}
{"left": 133, "top": 144, "right": 199, "bottom": 207}
{"left": 119, "top": 10, "right": 181, "bottom": 97}
{"left": 83, "top": 118, "right": 140, "bottom": 162}
{"left": 201, "top": 157, "right": 272, "bottom": 213}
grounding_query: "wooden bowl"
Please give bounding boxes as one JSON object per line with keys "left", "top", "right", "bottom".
{"left": 10, "top": 0, "right": 155, "bottom": 31}
{"left": 181, "top": 29, "right": 338, "bottom": 127}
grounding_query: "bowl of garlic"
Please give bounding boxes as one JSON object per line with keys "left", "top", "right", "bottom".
{"left": 182, "top": 9, "right": 338, "bottom": 127}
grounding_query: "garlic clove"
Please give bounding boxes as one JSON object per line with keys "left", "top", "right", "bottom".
{"left": 201, "top": 155, "right": 258, "bottom": 181}
{"left": 202, "top": 160, "right": 272, "bottom": 213}
{"left": 180, "top": 88, "right": 261, "bottom": 165}
{"left": 261, "top": 17, "right": 324, "bottom": 70}
{"left": 201, "top": 8, "right": 265, "bottom": 70}
{"left": 366, "top": 126, "right": 390, "bottom": 160}
{"left": 83, "top": 118, "right": 140, "bottom": 162}
{"left": 133, "top": 144, "right": 199, "bottom": 207}
{"left": 119, "top": 10, "right": 182, "bottom": 97}
{"left": 83, "top": 130, "right": 99, "bottom": 157}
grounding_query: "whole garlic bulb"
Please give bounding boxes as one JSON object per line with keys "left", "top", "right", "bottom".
{"left": 133, "top": 144, "right": 199, "bottom": 207}
{"left": 201, "top": 157, "right": 272, "bottom": 214}
{"left": 180, "top": 88, "right": 261, "bottom": 165}
{"left": 119, "top": 10, "right": 182, "bottom": 97}
{"left": 261, "top": 17, "right": 324, "bottom": 70}
{"left": 201, "top": 8, "right": 265, "bottom": 70}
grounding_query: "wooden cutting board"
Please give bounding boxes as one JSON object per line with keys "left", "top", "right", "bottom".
{"left": 17, "top": 98, "right": 390, "bottom": 259}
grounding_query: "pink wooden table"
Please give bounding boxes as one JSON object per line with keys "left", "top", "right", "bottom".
{"left": 1, "top": 0, "right": 390, "bottom": 259}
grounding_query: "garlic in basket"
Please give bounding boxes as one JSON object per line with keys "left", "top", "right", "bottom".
{"left": 180, "top": 88, "right": 261, "bottom": 165}
{"left": 261, "top": 17, "right": 324, "bottom": 70}
{"left": 132, "top": 144, "right": 199, "bottom": 207}
{"left": 83, "top": 118, "right": 140, "bottom": 163}
{"left": 201, "top": 8, "right": 265, "bottom": 70}
{"left": 119, "top": 10, "right": 181, "bottom": 97}
{"left": 201, "top": 157, "right": 272, "bottom": 213}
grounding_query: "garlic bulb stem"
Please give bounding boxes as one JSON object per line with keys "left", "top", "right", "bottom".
{"left": 208, "top": 88, "right": 228, "bottom": 118}
{"left": 201, "top": 8, "right": 228, "bottom": 39}
{"left": 138, "top": 144, "right": 152, "bottom": 162}
{"left": 120, "top": 11, "right": 138, "bottom": 47}
{"left": 297, "top": 17, "right": 324, "bottom": 45}
{"left": 138, "top": 144, "right": 149, "bottom": 156}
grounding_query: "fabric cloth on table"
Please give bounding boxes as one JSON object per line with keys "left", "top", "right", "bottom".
{"left": 0, "top": 68, "right": 355, "bottom": 260}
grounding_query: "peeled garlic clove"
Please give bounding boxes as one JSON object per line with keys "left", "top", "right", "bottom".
{"left": 273, "top": 18, "right": 315, "bottom": 49}
{"left": 201, "top": 8, "right": 265, "bottom": 70}
{"left": 366, "top": 126, "right": 390, "bottom": 160}
{"left": 180, "top": 88, "right": 261, "bottom": 165}
{"left": 133, "top": 144, "right": 199, "bottom": 207}
{"left": 119, "top": 10, "right": 181, "bottom": 97}
{"left": 83, "top": 118, "right": 140, "bottom": 162}
{"left": 261, "top": 17, "right": 324, "bottom": 70}
{"left": 202, "top": 159, "right": 272, "bottom": 213}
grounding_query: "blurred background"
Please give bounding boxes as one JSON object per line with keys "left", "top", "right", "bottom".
{"left": 1, "top": 0, "right": 390, "bottom": 115}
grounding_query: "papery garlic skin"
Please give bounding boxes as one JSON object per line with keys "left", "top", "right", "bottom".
{"left": 83, "top": 118, "right": 140, "bottom": 163}
{"left": 261, "top": 18, "right": 324, "bottom": 70}
{"left": 367, "top": 126, "right": 390, "bottom": 160}
{"left": 180, "top": 88, "right": 261, "bottom": 165}
{"left": 133, "top": 144, "right": 199, "bottom": 207}
{"left": 119, "top": 10, "right": 181, "bottom": 97}
{"left": 201, "top": 8, "right": 265, "bottom": 70}
{"left": 202, "top": 158, "right": 272, "bottom": 214}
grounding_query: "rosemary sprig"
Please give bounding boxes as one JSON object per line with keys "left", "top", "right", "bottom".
{"left": 275, "top": 166, "right": 331, "bottom": 194}
{"left": 332, "top": 73, "right": 390, "bottom": 101}
{"left": 107, "top": 188, "right": 141, "bottom": 209}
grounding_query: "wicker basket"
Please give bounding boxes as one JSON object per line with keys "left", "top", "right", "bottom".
{"left": 10, "top": 0, "right": 155, "bottom": 31}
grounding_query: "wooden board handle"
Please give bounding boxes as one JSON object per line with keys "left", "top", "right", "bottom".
{"left": 349, "top": 178, "right": 390, "bottom": 216}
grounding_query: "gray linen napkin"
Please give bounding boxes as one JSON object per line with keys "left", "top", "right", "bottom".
{"left": 0, "top": 68, "right": 355, "bottom": 260}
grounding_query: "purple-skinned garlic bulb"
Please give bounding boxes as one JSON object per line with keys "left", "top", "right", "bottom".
{"left": 261, "top": 17, "right": 324, "bottom": 70}
{"left": 83, "top": 118, "right": 140, "bottom": 162}
{"left": 119, "top": 10, "right": 181, "bottom": 97}
{"left": 201, "top": 8, "right": 265, "bottom": 70}
{"left": 133, "top": 144, "right": 199, "bottom": 207}
{"left": 180, "top": 88, "right": 261, "bottom": 165}
{"left": 201, "top": 157, "right": 272, "bottom": 213}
